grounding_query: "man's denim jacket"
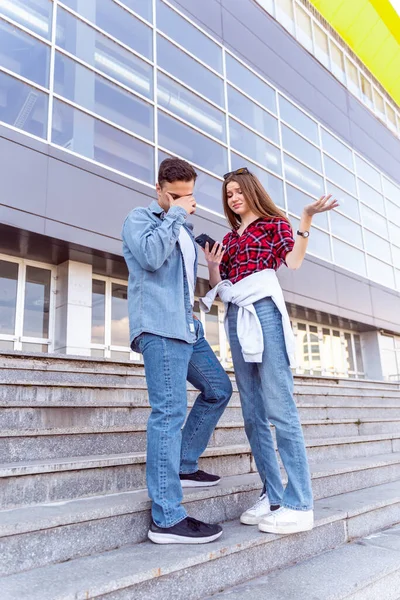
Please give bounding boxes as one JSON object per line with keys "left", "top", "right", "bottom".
{"left": 122, "top": 200, "right": 198, "bottom": 351}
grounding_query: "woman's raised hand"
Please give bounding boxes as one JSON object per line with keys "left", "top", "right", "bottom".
{"left": 304, "top": 194, "right": 339, "bottom": 216}
{"left": 204, "top": 241, "right": 225, "bottom": 268}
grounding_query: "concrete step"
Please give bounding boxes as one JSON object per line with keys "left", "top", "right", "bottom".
{"left": 1, "top": 456, "right": 400, "bottom": 576}
{"left": 1, "top": 480, "right": 400, "bottom": 600}
{"left": 2, "top": 419, "right": 400, "bottom": 462}
{"left": 203, "top": 522, "right": 400, "bottom": 600}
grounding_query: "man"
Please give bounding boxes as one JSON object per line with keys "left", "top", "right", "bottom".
{"left": 122, "top": 157, "right": 232, "bottom": 544}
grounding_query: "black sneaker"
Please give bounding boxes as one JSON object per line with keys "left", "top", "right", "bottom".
{"left": 148, "top": 517, "right": 223, "bottom": 544}
{"left": 180, "top": 470, "right": 221, "bottom": 488}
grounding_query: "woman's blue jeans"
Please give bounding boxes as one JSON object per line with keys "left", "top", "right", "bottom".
{"left": 227, "top": 298, "right": 313, "bottom": 511}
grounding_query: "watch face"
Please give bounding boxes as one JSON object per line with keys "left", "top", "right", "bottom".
{"left": 303, "top": 231, "right": 310, "bottom": 238}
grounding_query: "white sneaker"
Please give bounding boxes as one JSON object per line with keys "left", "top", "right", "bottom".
{"left": 240, "top": 494, "right": 273, "bottom": 525}
{"left": 258, "top": 507, "right": 314, "bottom": 534}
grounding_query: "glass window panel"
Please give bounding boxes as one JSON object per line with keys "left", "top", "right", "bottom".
{"left": 286, "top": 183, "right": 328, "bottom": 229}
{"left": 227, "top": 85, "right": 279, "bottom": 143}
{"left": 360, "top": 204, "right": 388, "bottom": 238}
{"left": 279, "top": 96, "right": 318, "bottom": 144}
{"left": 367, "top": 255, "right": 395, "bottom": 288}
{"left": 313, "top": 23, "right": 329, "bottom": 69}
{"left": 91, "top": 279, "right": 105, "bottom": 344}
{"left": 0, "top": 18, "right": 50, "bottom": 87}
{"left": 226, "top": 54, "right": 276, "bottom": 114}
{"left": 321, "top": 129, "right": 353, "bottom": 170}
{"left": 382, "top": 177, "right": 400, "bottom": 206}
{"left": 330, "top": 211, "right": 363, "bottom": 248}
{"left": 344, "top": 332, "right": 355, "bottom": 372}
{"left": 295, "top": 5, "right": 313, "bottom": 52}
{"left": 0, "top": 0, "right": 52, "bottom": 39}
{"left": 158, "top": 110, "right": 227, "bottom": 173}
{"left": 386, "top": 102, "right": 397, "bottom": 132}
{"left": 360, "top": 74, "right": 373, "bottom": 109}
{"left": 158, "top": 72, "right": 225, "bottom": 141}
{"left": 333, "top": 238, "right": 367, "bottom": 277}
{"left": 110, "top": 350, "right": 130, "bottom": 360}
{"left": 282, "top": 124, "right": 321, "bottom": 172}
{"left": 345, "top": 58, "right": 360, "bottom": 97}
{"left": 396, "top": 270, "right": 400, "bottom": 291}
{"left": 389, "top": 222, "right": 400, "bottom": 247}
{"left": 111, "top": 283, "right": 129, "bottom": 347}
{"left": 54, "top": 52, "right": 153, "bottom": 141}
{"left": 52, "top": 99, "right": 154, "bottom": 183}
{"left": 358, "top": 180, "right": 384, "bottom": 212}
{"left": 0, "top": 71, "right": 48, "bottom": 138}
{"left": 231, "top": 152, "right": 285, "bottom": 209}
{"left": 290, "top": 216, "right": 331, "bottom": 260}
{"left": 230, "top": 118, "right": 281, "bottom": 175}
{"left": 195, "top": 170, "right": 224, "bottom": 215}
{"left": 284, "top": 154, "right": 324, "bottom": 196}
{"left": 157, "top": 36, "right": 224, "bottom": 107}
{"left": 56, "top": 8, "right": 153, "bottom": 99}
{"left": 355, "top": 155, "right": 381, "bottom": 191}
{"left": 0, "top": 260, "right": 18, "bottom": 335}
{"left": 205, "top": 304, "right": 220, "bottom": 356}
{"left": 330, "top": 42, "right": 346, "bottom": 85}
{"left": 118, "top": 0, "right": 152, "bottom": 21}
{"left": 364, "top": 231, "right": 391, "bottom": 263}
{"left": 391, "top": 244, "right": 400, "bottom": 267}
{"left": 373, "top": 88, "right": 386, "bottom": 122}
{"left": 324, "top": 155, "right": 356, "bottom": 195}
{"left": 276, "top": 0, "right": 295, "bottom": 34}
{"left": 21, "top": 342, "right": 48, "bottom": 353}
{"left": 23, "top": 266, "right": 51, "bottom": 338}
{"left": 156, "top": 0, "right": 222, "bottom": 73}
{"left": 353, "top": 335, "right": 364, "bottom": 373}
{"left": 325, "top": 183, "right": 359, "bottom": 221}
{"left": 60, "top": 0, "right": 152, "bottom": 60}
{"left": 386, "top": 200, "right": 400, "bottom": 225}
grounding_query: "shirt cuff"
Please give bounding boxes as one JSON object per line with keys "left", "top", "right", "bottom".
{"left": 167, "top": 205, "right": 188, "bottom": 222}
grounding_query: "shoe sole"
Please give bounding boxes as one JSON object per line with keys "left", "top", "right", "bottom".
{"left": 148, "top": 530, "right": 223, "bottom": 544}
{"left": 258, "top": 523, "right": 314, "bottom": 535}
{"left": 180, "top": 479, "right": 220, "bottom": 488}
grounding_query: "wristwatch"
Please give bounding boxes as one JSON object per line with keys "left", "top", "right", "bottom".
{"left": 297, "top": 230, "right": 310, "bottom": 238}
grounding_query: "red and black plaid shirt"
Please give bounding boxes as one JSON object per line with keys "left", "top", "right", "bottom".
{"left": 220, "top": 217, "right": 294, "bottom": 284}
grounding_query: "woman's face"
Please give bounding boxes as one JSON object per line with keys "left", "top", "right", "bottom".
{"left": 226, "top": 180, "right": 250, "bottom": 216}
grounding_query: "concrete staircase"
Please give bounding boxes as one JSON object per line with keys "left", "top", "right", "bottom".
{"left": 1, "top": 352, "right": 400, "bottom": 599}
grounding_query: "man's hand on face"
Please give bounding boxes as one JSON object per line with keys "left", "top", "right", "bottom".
{"left": 166, "top": 192, "right": 196, "bottom": 215}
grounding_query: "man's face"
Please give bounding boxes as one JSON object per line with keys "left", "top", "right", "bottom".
{"left": 156, "top": 180, "right": 195, "bottom": 213}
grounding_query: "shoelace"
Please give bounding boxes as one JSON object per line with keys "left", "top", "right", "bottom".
{"left": 185, "top": 517, "right": 203, "bottom": 532}
{"left": 250, "top": 493, "right": 268, "bottom": 512}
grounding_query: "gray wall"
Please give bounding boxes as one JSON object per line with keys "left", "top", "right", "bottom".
{"left": 1, "top": 0, "right": 400, "bottom": 334}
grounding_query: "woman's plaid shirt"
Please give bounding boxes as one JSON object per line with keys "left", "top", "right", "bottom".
{"left": 220, "top": 217, "right": 294, "bottom": 284}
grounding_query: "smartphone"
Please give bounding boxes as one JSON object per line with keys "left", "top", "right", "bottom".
{"left": 195, "top": 233, "right": 217, "bottom": 250}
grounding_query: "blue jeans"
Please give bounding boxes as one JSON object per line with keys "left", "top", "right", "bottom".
{"left": 136, "top": 319, "right": 232, "bottom": 527}
{"left": 227, "top": 298, "right": 313, "bottom": 511}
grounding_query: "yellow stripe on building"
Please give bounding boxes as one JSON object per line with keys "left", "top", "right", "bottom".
{"left": 309, "top": 0, "right": 400, "bottom": 107}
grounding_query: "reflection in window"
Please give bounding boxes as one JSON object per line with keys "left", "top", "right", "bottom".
{"left": 118, "top": 0, "right": 152, "bottom": 22}
{"left": 0, "top": 260, "right": 18, "bottom": 335}
{"left": 227, "top": 85, "right": 279, "bottom": 143}
{"left": 290, "top": 215, "right": 331, "bottom": 260}
{"left": 52, "top": 99, "right": 154, "bottom": 183}
{"left": 281, "top": 124, "right": 322, "bottom": 172}
{"left": 286, "top": 184, "right": 328, "bottom": 229}
{"left": 382, "top": 177, "right": 400, "bottom": 205}
{"left": 226, "top": 54, "right": 276, "bottom": 114}
{"left": 360, "top": 204, "right": 387, "bottom": 238}
{"left": 54, "top": 52, "right": 154, "bottom": 141}
{"left": 367, "top": 256, "right": 395, "bottom": 289}
{"left": 0, "top": 0, "right": 52, "bottom": 38}
{"left": 284, "top": 154, "right": 324, "bottom": 196}
{"left": 279, "top": 96, "right": 318, "bottom": 144}
{"left": 0, "top": 71, "right": 48, "bottom": 138}
{"left": 158, "top": 111, "right": 228, "bottom": 173}
{"left": 111, "top": 283, "right": 129, "bottom": 347}
{"left": 158, "top": 72, "right": 226, "bottom": 141}
{"left": 330, "top": 211, "right": 363, "bottom": 248}
{"left": 321, "top": 129, "right": 353, "bottom": 170}
{"left": 355, "top": 155, "right": 381, "bottom": 191}
{"left": 156, "top": 0, "right": 222, "bottom": 73}
{"left": 195, "top": 170, "right": 224, "bottom": 214}
{"left": 333, "top": 238, "right": 366, "bottom": 277}
{"left": 158, "top": 36, "right": 224, "bottom": 107}
{"left": 56, "top": 8, "right": 153, "bottom": 99}
{"left": 231, "top": 153, "right": 284, "bottom": 209}
{"left": 364, "top": 231, "right": 391, "bottom": 263}
{"left": 230, "top": 118, "right": 282, "bottom": 175}
{"left": 326, "top": 183, "right": 359, "bottom": 221}
{"left": 358, "top": 180, "right": 384, "bottom": 212}
{"left": 91, "top": 279, "right": 105, "bottom": 344}
{"left": 389, "top": 222, "right": 400, "bottom": 247}
{"left": 0, "top": 18, "right": 50, "bottom": 87}
{"left": 386, "top": 201, "right": 400, "bottom": 225}
{"left": 23, "top": 266, "right": 51, "bottom": 338}
{"left": 324, "top": 155, "right": 356, "bottom": 195}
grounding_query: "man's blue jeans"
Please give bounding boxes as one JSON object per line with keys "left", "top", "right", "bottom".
{"left": 227, "top": 298, "right": 313, "bottom": 511}
{"left": 136, "top": 319, "right": 232, "bottom": 527}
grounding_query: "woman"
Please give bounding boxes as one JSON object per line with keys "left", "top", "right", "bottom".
{"left": 203, "top": 167, "right": 338, "bottom": 535}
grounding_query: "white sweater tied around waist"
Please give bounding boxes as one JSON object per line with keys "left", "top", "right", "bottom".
{"left": 200, "top": 269, "right": 296, "bottom": 367}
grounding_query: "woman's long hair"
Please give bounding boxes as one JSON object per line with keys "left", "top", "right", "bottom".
{"left": 222, "top": 171, "right": 291, "bottom": 231}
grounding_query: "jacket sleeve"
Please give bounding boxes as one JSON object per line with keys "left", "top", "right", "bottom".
{"left": 122, "top": 206, "right": 187, "bottom": 272}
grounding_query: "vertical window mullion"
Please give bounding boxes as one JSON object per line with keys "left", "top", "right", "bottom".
{"left": 152, "top": 0, "right": 158, "bottom": 183}
{"left": 47, "top": 0, "right": 58, "bottom": 142}
{"left": 104, "top": 279, "right": 112, "bottom": 357}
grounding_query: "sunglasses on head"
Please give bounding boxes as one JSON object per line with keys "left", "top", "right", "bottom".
{"left": 223, "top": 167, "right": 251, "bottom": 180}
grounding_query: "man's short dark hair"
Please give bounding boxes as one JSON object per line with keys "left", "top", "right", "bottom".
{"left": 158, "top": 157, "right": 197, "bottom": 187}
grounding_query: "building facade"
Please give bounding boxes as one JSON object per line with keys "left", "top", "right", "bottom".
{"left": 0, "top": 0, "right": 400, "bottom": 381}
